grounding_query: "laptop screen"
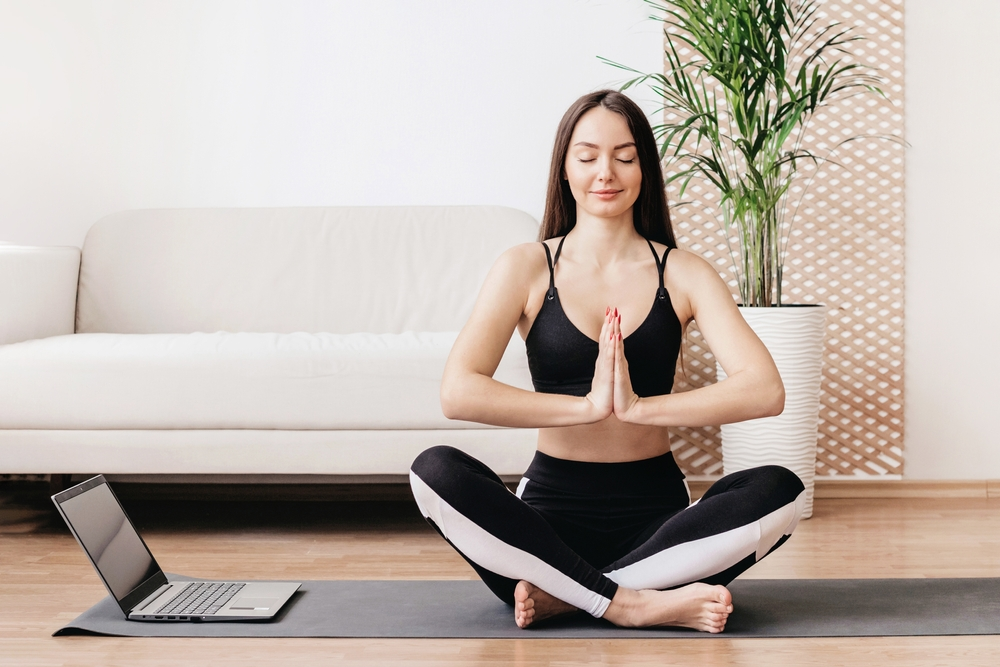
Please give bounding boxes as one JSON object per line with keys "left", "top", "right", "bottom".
{"left": 56, "top": 479, "right": 161, "bottom": 603}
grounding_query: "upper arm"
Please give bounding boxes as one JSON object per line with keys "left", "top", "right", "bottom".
{"left": 668, "top": 250, "right": 778, "bottom": 382}
{"left": 443, "top": 243, "right": 541, "bottom": 381}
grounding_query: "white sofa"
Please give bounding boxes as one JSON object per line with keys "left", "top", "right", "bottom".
{"left": 0, "top": 206, "right": 539, "bottom": 478}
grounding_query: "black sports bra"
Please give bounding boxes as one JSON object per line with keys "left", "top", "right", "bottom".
{"left": 524, "top": 236, "right": 682, "bottom": 397}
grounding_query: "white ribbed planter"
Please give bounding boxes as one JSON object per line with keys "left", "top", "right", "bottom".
{"left": 716, "top": 305, "right": 826, "bottom": 519}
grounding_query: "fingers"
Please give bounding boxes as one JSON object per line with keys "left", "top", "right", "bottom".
{"left": 599, "top": 307, "right": 613, "bottom": 365}
{"left": 610, "top": 308, "right": 625, "bottom": 373}
{"left": 608, "top": 307, "right": 621, "bottom": 347}
{"left": 612, "top": 311, "right": 624, "bottom": 364}
{"left": 585, "top": 307, "right": 616, "bottom": 421}
{"left": 611, "top": 309, "right": 642, "bottom": 422}
{"left": 603, "top": 308, "right": 617, "bottom": 365}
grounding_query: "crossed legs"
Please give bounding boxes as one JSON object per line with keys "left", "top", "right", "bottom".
{"left": 409, "top": 445, "right": 804, "bottom": 631}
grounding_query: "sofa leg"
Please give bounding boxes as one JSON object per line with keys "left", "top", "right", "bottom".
{"left": 48, "top": 474, "right": 73, "bottom": 496}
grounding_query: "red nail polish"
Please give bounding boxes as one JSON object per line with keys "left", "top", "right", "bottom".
{"left": 606, "top": 306, "right": 610, "bottom": 316}
{"left": 613, "top": 307, "right": 618, "bottom": 317}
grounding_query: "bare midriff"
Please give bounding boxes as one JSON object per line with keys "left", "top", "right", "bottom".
{"left": 536, "top": 417, "right": 672, "bottom": 463}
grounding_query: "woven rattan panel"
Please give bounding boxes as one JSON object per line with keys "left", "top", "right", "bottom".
{"left": 665, "top": 0, "right": 905, "bottom": 477}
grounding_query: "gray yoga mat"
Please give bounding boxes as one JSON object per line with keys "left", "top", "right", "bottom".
{"left": 54, "top": 576, "right": 1000, "bottom": 638}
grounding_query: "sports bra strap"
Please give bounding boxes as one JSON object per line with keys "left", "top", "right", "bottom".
{"left": 646, "top": 239, "right": 671, "bottom": 301}
{"left": 541, "top": 242, "right": 555, "bottom": 299}
{"left": 553, "top": 235, "right": 566, "bottom": 266}
{"left": 545, "top": 237, "right": 668, "bottom": 301}
{"left": 542, "top": 236, "right": 568, "bottom": 301}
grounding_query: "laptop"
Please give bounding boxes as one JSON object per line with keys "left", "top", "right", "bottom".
{"left": 52, "top": 474, "right": 300, "bottom": 622}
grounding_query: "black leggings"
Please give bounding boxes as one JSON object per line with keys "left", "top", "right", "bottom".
{"left": 409, "top": 445, "right": 804, "bottom": 618}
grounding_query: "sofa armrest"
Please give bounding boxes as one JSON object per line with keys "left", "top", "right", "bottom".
{"left": 0, "top": 246, "right": 81, "bottom": 345}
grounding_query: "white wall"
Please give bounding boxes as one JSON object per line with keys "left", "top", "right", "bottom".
{"left": 0, "top": 0, "right": 662, "bottom": 247}
{"left": 2, "top": 1, "right": 998, "bottom": 478}
{"left": 904, "top": 0, "right": 1000, "bottom": 478}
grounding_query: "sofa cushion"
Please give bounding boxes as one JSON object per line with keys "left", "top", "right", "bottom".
{"left": 0, "top": 246, "right": 80, "bottom": 345}
{"left": 0, "top": 332, "right": 531, "bottom": 430}
{"left": 76, "top": 206, "right": 539, "bottom": 334}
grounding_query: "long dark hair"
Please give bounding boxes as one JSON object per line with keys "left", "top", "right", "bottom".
{"left": 538, "top": 90, "right": 675, "bottom": 247}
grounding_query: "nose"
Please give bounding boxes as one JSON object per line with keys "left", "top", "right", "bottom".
{"left": 596, "top": 156, "right": 615, "bottom": 183}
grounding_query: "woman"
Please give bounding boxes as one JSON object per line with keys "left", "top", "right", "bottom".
{"left": 409, "top": 90, "right": 804, "bottom": 632}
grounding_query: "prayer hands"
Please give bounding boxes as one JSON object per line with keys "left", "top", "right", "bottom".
{"left": 585, "top": 307, "right": 640, "bottom": 422}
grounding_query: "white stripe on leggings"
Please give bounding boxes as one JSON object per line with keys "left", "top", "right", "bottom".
{"left": 603, "top": 491, "right": 805, "bottom": 591}
{"left": 409, "top": 470, "right": 613, "bottom": 618}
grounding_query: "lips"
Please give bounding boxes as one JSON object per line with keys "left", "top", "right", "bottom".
{"left": 592, "top": 189, "right": 622, "bottom": 199}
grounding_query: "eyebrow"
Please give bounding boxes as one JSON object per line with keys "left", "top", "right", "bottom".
{"left": 573, "top": 142, "right": 636, "bottom": 150}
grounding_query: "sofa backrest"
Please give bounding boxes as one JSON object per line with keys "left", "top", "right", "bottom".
{"left": 76, "top": 206, "right": 539, "bottom": 334}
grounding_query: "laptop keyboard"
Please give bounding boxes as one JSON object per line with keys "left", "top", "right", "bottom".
{"left": 157, "top": 582, "right": 246, "bottom": 616}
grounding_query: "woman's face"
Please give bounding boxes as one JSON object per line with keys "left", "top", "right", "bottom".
{"left": 564, "top": 106, "right": 642, "bottom": 221}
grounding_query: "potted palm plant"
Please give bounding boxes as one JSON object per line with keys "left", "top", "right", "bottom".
{"left": 609, "top": 0, "right": 887, "bottom": 517}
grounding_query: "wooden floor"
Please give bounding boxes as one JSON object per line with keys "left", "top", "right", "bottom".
{"left": 3, "top": 482, "right": 1000, "bottom": 666}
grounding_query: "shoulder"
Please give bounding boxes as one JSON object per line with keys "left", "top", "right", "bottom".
{"left": 662, "top": 246, "right": 719, "bottom": 278}
{"left": 478, "top": 242, "right": 550, "bottom": 296}
{"left": 490, "top": 242, "right": 548, "bottom": 276}
{"left": 660, "top": 247, "right": 732, "bottom": 321}
{"left": 645, "top": 243, "right": 718, "bottom": 279}
{"left": 501, "top": 241, "right": 549, "bottom": 263}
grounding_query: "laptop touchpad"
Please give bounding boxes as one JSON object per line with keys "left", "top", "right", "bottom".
{"left": 230, "top": 598, "right": 278, "bottom": 610}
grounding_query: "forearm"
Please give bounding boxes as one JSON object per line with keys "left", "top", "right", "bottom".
{"left": 441, "top": 372, "right": 601, "bottom": 428}
{"left": 627, "top": 371, "right": 784, "bottom": 428}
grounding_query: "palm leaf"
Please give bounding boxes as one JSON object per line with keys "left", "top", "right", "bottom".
{"left": 616, "top": 0, "right": 889, "bottom": 305}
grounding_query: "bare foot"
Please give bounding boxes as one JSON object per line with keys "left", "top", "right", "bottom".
{"left": 602, "top": 583, "right": 733, "bottom": 633}
{"left": 513, "top": 580, "right": 579, "bottom": 628}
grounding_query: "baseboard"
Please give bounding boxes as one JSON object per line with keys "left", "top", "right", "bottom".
{"left": 8, "top": 475, "right": 999, "bottom": 502}
{"left": 688, "top": 478, "right": 1000, "bottom": 500}
{"left": 110, "top": 481, "right": 419, "bottom": 502}
{"left": 814, "top": 479, "right": 1000, "bottom": 499}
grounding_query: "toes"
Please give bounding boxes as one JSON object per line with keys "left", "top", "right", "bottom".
{"left": 705, "top": 614, "right": 728, "bottom": 633}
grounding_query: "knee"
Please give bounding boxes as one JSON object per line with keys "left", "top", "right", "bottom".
{"left": 755, "top": 465, "right": 805, "bottom": 506}
{"left": 410, "top": 445, "right": 465, "bottom": 485}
